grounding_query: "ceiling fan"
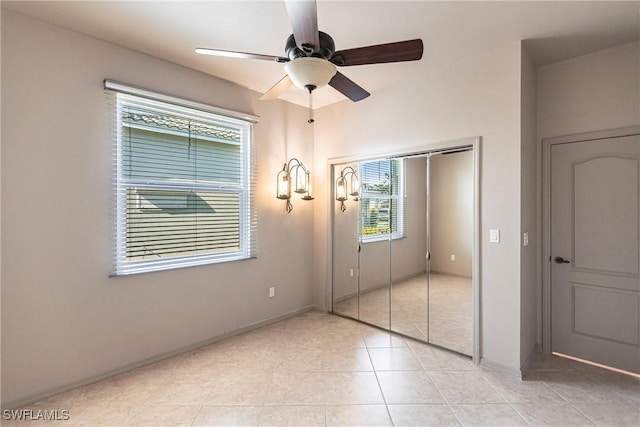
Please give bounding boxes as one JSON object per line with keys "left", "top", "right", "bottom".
{"left": 196, "top": 0, "right": 423, "bottom": 122}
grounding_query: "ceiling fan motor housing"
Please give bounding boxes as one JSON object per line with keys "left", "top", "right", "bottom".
{"left": 285, "top": 31, "right": 335, "bottom": 60}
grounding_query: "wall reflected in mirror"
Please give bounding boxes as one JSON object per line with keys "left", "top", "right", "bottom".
{"left": 331, "top": 147, "right": 474, "bottom": 357}
{"left": 426, "top": 150, "right": 473, "bottom": 355}
{"left": 390, "top": 157, "right": 428, "bottom": 341}
{"left": 332, "top": 164, "right": 359, "bottom": 320}
{"left": 357, "top": 159, "right": 394, "bottom": 330}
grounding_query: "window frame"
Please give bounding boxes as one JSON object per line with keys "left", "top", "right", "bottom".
{"left": 108, "top": 84, "right": 257, "bottom": 276}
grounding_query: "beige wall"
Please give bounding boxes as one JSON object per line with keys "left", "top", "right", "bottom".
{"left": 520, "top": 45, "right": 538, "bottom": 369}
{"left": 1, "top": 10, "right": 315, "bottom": 407}
{"left": 314, "top": 42, "right": 523, "bottom": 373}
{"left": 538, "top": 41, "right": 640, "bottom": 139}
{"left": 429, "top": 151, "right": 473, "bottom": 277}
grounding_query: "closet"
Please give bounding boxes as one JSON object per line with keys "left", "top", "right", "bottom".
{"left": 331, "top": 145, "right": 476, "bottom": 356}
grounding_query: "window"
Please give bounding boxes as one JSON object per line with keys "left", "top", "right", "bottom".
{"left": 110, "top": 89, "right": 255, "bottom": 275}
{"left": 359, "top": 159, "right": 404, "bottom": 242}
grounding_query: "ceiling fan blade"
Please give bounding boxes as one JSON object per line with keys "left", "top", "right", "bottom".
{"left": 331, "top": 39, "right": 423, "bottom": 66}
{"left": 195, "top": 47, "right": 288, "bottom": 63}
{"left": 328, "top": 72, "right": 370, "bottom": 102}
{"left": 284, "top": 0, "right": 319, "bottom": 54}
{"left": 259, "top": 75, "right": 294, "bottom": 100}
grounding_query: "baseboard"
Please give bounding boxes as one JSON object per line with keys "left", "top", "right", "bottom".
{"left": 430, "top": 270, "right": 473, "bottom": 279}
{"left": 2, "top": 305, "right": 316, "bottom": 410}
{"left": 479, "top": 357, "right": 523, "bottom": 378}
{"left": 333, "top": 290, "right": 358, "bottom": 304}
{"left": 520, "top": 343, "right": 541, "bottom": 377}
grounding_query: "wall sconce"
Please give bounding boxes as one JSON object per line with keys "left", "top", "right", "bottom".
{"left": 277, "top": 158, "right": 314, "bottom": 213}
{"left": 336, "top": 166, "right": 359, "bottom": 212}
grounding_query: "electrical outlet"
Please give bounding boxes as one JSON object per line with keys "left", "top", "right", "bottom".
{"left": 269, "top": 286, "right": 275, "bottom": 298}
{"left": 349, "top": 268, "right": 354, "bottom": 277}
{"left": 450, "top": 254, "right": 456, "bottom": 261}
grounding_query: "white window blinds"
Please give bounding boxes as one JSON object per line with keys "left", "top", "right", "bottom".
{"left": 359, "top": 159, "right": 404, "bottom": 242}
{"left": 108, "top": 88, "right": 256, "bottom": 275}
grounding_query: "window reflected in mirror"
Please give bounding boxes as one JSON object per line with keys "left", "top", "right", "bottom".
{"left": 331, "top": 146, "right": 475, "bottom": 357}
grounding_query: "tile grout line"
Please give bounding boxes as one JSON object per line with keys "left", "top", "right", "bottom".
{"left": 190, "top": 380, "right": 216, "bottom": 427}
{"left": 480, "top": 378, "right": 532, "bottom": 427}
{"left": 364, "top": 335, "right": 396, "bottom": 427}
{"left": 566, "top": 401, "right": 601, "bottom": 427}
{"left": 407, "top": 339, "right": 464, "bottom": 427}
{"left": 423, "top": 370, "right": 464, "bottom": 427}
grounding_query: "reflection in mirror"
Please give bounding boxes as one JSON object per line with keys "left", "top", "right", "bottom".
{"left": 331, "top": 146, "right": 475, "bottom": 358}
{"left": 357, "top": 159, "right": 394, "bottom": 329}
{"left": 390, "top": 157, "right": 428, "bottom": 341}
{"left": 332, "top": 163, "right": 359, "bottom": 319}
{"left": 427, "top": 150, "right": 474, "bottom": 355}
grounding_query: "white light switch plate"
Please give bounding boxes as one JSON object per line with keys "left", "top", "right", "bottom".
{"left": 489, "top": 229, "right": 500, "bottom": 243}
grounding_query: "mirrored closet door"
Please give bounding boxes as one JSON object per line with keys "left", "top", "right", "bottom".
{"left": 389, "top": 156, "right": 428, "bottom": 341}
{"left": 425, "top": 150, "right": 474, "bottom": 355}
{"left": 331, "top": 146, "right": 475, "bottom": 357}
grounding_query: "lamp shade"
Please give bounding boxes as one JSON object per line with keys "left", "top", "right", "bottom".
{"left": 349, "top": 174, "right": 360, "bottom": 197}
{"left": 302, "top": 171, "right": 314, "bottom": 200}
{"left": 294, "top": 164, "right": 308, "bottom": 193}
{"left": 336, "top": 176, "right": 347, "bottom": 201}
{"left": 276, "top": 167, "right": 290, "bottom": 199}
{"left": 284, "top": 57, "right": 337, "bottom": 90}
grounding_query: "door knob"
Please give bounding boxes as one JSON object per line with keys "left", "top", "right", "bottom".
{"left": 554, "top": 256, "right": 570, "bottom": 264}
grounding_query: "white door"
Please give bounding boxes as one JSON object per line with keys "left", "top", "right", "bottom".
{"left": 551, "top": 133, "right": 640, "bottom": 374}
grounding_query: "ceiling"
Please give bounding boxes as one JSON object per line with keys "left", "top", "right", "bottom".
{"left": 3, "top": 1, "right": 639, "bottom": 109}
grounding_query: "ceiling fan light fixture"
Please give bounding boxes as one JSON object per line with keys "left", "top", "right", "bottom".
{"left": 284, "top": 57, "right": 337, "bottom": 90}
{"left": 197, "top": 2, "right": 422, "bottom": 104}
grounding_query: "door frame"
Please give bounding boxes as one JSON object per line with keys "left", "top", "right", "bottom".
{"left": 327, "top": 136, "right": 481, "bottom": 363}
{"left": 541, "top": 125, "right": 640, "bottom": 354}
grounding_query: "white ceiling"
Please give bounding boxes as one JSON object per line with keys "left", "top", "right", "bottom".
{"left": 3, "top": 1, "right": 639, "bottom": 109}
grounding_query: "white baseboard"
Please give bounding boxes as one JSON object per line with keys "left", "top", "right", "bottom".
{"left": 479, "top": 358, "right": 523, "bottom": 378}
{"left": 2, "top": 305, "right": 317, "bottom": 410}
{"left": 520, "top": 343, "right": 541, "bottom": 376}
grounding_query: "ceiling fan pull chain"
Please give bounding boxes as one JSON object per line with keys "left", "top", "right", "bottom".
{"left": 307, "top": 87, "right": 315, "bottom": 124}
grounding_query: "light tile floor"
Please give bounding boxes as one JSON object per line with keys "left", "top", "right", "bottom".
{"left": 4, "top": 311, "right": 639, "bottom": 426}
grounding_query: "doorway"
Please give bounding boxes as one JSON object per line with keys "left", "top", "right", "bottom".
{"left": 543, "top": 126, "right": 640, "bottom": 374}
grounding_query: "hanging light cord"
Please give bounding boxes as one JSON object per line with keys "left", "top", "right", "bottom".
{"left": 306, "top": 85, "right": 316, "bottom": 124}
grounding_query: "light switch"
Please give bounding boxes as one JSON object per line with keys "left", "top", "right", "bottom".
{"left": 489, "top": 229, "right": 500, "bottom": 243}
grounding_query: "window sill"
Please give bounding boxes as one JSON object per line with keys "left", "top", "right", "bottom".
{"left": 360, "top": 234, "right": 406, "bottom": 244}
{"left": 110, "top": 254, "right": 256, "bottom": 277}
